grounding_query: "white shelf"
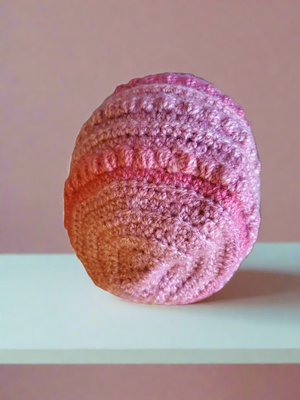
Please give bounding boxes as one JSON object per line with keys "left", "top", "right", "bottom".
{"left": 1, "top": 243, "right": 300, "bottom": 364}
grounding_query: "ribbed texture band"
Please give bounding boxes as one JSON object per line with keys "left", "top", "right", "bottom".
{"left": 64, "top": 72, "right": 261, "bottom": 305}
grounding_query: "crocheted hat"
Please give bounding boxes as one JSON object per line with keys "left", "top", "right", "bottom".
{"left": 64, "top": 72, "right": 261, "bottom": 305}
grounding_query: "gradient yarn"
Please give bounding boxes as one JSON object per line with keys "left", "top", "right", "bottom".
{"left": 64, "top": 72, "right": 261, "bottom": 305}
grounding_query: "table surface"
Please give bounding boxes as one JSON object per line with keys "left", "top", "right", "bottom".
{"left": 1, "top": 243, "right": 300, "bottom": 364}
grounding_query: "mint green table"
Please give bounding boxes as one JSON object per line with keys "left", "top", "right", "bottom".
{"left": 1, "top": 243, "right": 299, "bottom": 364}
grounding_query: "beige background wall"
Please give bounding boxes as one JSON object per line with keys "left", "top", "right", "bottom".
{"left": 1, "top": 365, "right": 300, "bottom": 400}
{"left": 1, "top": 0, "right": 300, "bottom": 254}
{"left": 1, "top": 1, "right": 299, "bottom": 399}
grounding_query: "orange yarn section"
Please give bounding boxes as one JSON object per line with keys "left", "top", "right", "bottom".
{"left": 64, "top": 165, "right": 249, "bottom": 258}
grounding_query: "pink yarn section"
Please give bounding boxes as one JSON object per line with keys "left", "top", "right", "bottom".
{"left": 64, "top": 72, "right": 261, "bottom": 305}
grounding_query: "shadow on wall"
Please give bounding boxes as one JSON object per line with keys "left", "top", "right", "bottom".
{"left": 197, "top": 269, "right": 300, "bottom": 304}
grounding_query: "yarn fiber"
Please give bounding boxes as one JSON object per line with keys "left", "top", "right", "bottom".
{"left": 64, "top": 72, "right": 261, "bottom": 305}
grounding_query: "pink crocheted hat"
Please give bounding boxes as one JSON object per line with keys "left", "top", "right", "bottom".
{"left": 64, "top": 72, "right": 261, "bottom": 305}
